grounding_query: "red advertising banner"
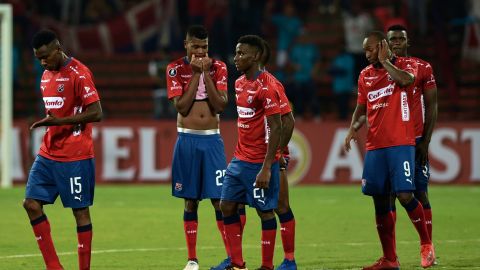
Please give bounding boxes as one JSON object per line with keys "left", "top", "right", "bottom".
{"left": 11, "top": 120, "right": 480, "bottom": 184}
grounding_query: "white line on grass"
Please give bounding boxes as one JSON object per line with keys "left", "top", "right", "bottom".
{"left": 1, "top": 238, "right": 479, "bottom": 260}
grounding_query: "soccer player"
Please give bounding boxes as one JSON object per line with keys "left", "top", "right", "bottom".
{"left": 166, "top": 25, "right": 229, "bottom": 270}
{"left": 386, "top": 24, "right": 438, "bottom": 243}
{"left": 344, "top": 31, "right": 435, "bottom": 269}
{"left": 23, "top": 29, "right": 102, "bottom": 270}
{"left": 221, "top": 35, "right": 282, "bottom": 270}
{"left": 261, "top": 39, "right": 297, "bottom": 270}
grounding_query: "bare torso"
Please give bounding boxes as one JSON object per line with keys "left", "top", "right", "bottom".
{"left": 177, "top": 100, "right": 219, "bottom": 130}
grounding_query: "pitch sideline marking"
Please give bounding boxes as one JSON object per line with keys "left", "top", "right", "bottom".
{"left": 1, "top": 238, "right": 479, "bottom": 260}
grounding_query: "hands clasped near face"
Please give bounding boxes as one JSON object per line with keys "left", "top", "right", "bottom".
{"left": 191, "top": 54, "right": 212, "bottom": 74}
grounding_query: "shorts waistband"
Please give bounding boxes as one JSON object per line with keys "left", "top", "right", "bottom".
{"left": 177, "top": 127, "right": 220, "bottom": 135}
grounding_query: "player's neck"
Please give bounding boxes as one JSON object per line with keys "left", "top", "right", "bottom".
{"left": 245, "top": 67, "right": 262, "bottom": 81}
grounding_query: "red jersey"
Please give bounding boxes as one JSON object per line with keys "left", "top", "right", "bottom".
{"left": 39, "top": 58, "right": 100, "bottom": 161}
{"left": 234, "top": 72, "right": 282, "bottom": 163}
{"left": 166, "top": 57, "right": 227, "bottom": 100}
{"left": 409, "top": 57, "right": 437, "bottom": 138}
{"left": 265, "top": 71, "right": 292, "bottom": 156}
{"left": 357, "top": 57, "right": 418, "bottom": 150}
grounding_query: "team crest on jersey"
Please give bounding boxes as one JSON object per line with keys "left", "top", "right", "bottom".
{"left": 57, "top": 84, "right": 64, "bottom": 92}
{"left": 168, "top": 68, "right": 177, "bottom": 77}
{"left": 247, "top": 96, "right": 253, "bottom": 103}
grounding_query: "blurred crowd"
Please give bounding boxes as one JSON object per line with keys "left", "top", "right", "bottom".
{"left": 5, "top": 0, "right": 478, "bottom": 120}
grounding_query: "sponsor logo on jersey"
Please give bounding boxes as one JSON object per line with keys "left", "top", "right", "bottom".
{"left": 401, "top": 91, "right": 410, "bottom": 121}
{"left": 181, "top": 74, "right": 192, "bottom": 78}
{"left": 56, "top": 77, "right": 69, "bottom": 81}
{"left": 57, "top": 84, "right": 64, "bottom": 92}
{"left": 43, "top": 97, "right": 65, "bottom": 109}
{"left": 168, "top": 68, "right": 177, "bottom": 77}
{"left": 170, "top": 80, "right": 182, "bottom": 90}
{"left": 41, "top": 79, "right": 50, "bottom": 83}
{"left": 237, "top": 106, "right": 255, "bottom": 118}
{"left": 247, "top": 96, "right": 253, "bottom": 104}
{"left": 367, "top": 83, "right": 394, "bottom": 102}
{"left": 372, "top": 102, "right": 389, "bottom": 110}
{"left": 40, "top": 85, "right": 46, "bottom": 92}
{"left": 238, "top": 122, "right": 250, "bottom": 129}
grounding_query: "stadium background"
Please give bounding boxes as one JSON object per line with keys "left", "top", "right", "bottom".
{"left": 1, "top": 0, "right": 480, "bottom": 269}
{"left": 5, "top": 0, "right": 480, "bottom": 184}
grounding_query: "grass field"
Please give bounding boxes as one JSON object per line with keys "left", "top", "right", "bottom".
{"left": 0, "top": 185, "right": 479, "bottom": 270}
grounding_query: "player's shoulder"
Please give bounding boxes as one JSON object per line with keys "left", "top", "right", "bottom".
{"left": 166, "top": 57, "right": 187, "bottom": 77}
{"left": 66, "top": 58, "right": 93, "bottom": 79}
{"left": 257, "top": 71, "right": 277, "bottom": 86}
{"left": 409, "top": 56, "right": 432, "bottom": 69}
{"left": 359, "top": 64, "right": 374, "bottom": 77}
{"left": 212, "top": 58, "right": 227, "bottom": 69}
{"left": 397, "top": 56, "right": 417, "bottom": 65}
{"left": 235, "top": 74, "right": 246, "bottom": 85}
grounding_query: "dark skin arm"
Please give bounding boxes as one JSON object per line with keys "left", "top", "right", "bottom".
{"left": 278, "top": 112, "right": 295, "bottom": 167}
{"left": 30, "top": 101, "right": 102, "bottom": 129}
{"left": 172, "top": 55, "right": 203, "bottom": 116}
{"left": 378, "top": 40, "right": 415, "bottom": 87}
{"left": 255, "top": 113, "right": 282, "bottom": 189}
{"left": 344, "top": 104, "right": 367, "bottom": 152}
{"left": 417, "top": 87, "right": 438, "bottom": 165}
{"left": 202, "top": 55, "right": 228, "bottom": 113}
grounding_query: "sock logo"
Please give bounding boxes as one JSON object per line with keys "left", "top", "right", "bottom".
{"left": 412, "top": 218, "right": 421, "bottom": 223}
{"left": 35, "top": 236, "right": 42, "bottom": 241}
{"left": 78, "top": 244, "right": 84, "bottom": 249}
{"left": 186, "top": 230, "right": 197, "bottom": 234}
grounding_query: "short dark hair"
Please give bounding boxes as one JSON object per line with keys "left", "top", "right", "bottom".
{"left": 261, "top": 39, "right": 271, "bottom": 66}
{"left": 238, "top": 35, "right": 264, "bottom": 55}
{"left": 367, "top": 31, "right": 386, "bottom": 42}
{"left": 32, "top": 29, "right": 58, "bottom": 49}
{"left": 186, "top": 25, "right": 208, "bottom": 39}
{"left": 387, "top": 24, "right": 408, "bottom": 32}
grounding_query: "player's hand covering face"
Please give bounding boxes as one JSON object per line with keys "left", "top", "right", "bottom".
{"left": 377, "top": 39, "right": 392, "bottom": 64}
{"left": 234, "top": 43, "right": 258, "bottom": 72}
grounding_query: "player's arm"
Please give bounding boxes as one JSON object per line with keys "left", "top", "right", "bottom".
{"left": 279, "top": 112, "right": 295, "bottom": 151}
{"left": 30, "top": 101, "right": 102, "bottom": 129}
{"left": 255, "top": 113, "right": 282, "bottom": 189}
{"left": 417, "top": 87, "right": 438, "bottom": 165}
{"left": 378, "top": 40, "right": 414, "bottom": 87}
{"left": 171, "top": 55, "right": 203, "bottom": 116}
{"left": 344, "top": 103, "right": 366, "bottom": 152}
{"left": 202, "top": 56, "right": 228, "bottom": 113}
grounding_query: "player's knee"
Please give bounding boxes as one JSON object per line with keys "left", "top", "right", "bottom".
{"left": 23, "top": 199, "right": 41, "bottom": 214}
{"left": 396, "top": 192, "right": 414, "bottom": 205}
{"left": 73, "top": 207, "right": 91, "bottom": 225}
{"left": 220, "top": 200, "right": 236, "bottom": 216}
{"left": 210, "top": 199, "right": 220, "bottom": 209}
{"left": 414, "top": 191, "right": 429, "bottom": 205}
{"left": 275, "top": 201, "right": 290, "bottom": 215}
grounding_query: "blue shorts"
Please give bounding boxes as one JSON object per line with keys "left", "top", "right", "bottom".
{"left": 362, "top": 145, "right": 416, "bottom": 196}
{"left": 414, "top": 137, "right": 430, "bottom": 192}
{"left": 171, "top": 132, "right": 226, "bottom": 200}
{"left": 221, "top": 158, "right": 280, "bottom": 211}
{"left": 25, "top": 155, "right": 95, "bottom": 208}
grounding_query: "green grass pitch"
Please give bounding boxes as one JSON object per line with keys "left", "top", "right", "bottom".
{"left": 1, "top": 185, "right": 479, "bottom": 269}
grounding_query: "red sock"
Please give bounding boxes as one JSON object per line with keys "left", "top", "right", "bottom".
{"left": 183, "top": 211, "right": 198, "bottom": 260}
{"left": 390, "top": 209, "right": 397, "bottom": 250}
{"left": 278, "top": 210, "right": 295, "bottom": 260}
{"left": 424, "top": 208, "right": 433, "bottom": 241}
{"left": 238, "top": 208, "right": 246, "bottom": 233}
{"left": 404, "top": 199, "right": 431, "bottom": 245}
{"left": 77, "top": 224, "right": 92, "bottom": 270}
{"left": 31, "top": 215, "right": 63, "bottom": 270}
{"left": 224, "top": 215, "right": 244, "bottom": 267}
{"left": 375, "top": 212, "right": 396, "bottom": 261}
{"left": 261, "top": 218, "right": 277, "bottom": 269}
{"left": 215, "top": 211, "right": 230, "bottom": 257}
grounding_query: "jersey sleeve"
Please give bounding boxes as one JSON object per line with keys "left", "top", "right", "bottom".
{"left": 277, "top": 83, "right": 292, "bottom": 115}
{"left": 401, "top": 58, "right": 418, "bottom": 82}
{"left": 422, "top": 63, "right": 437, "bottom": 91}
{"left": 213, "top": 61, "right": 228, "bottom": 91}
{"left": 166, "top": 63, "right": 183, "bottom": 99}
{"left": 259, "top": 81, "right": 281, "bottom": 116}
{"left": 357, "top": 75, "right": 367, "bottom": 105}
{"left": 77, "top": 71, "right": 100, "bottom": 106}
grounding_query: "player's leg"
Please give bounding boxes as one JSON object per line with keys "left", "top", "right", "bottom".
{"left": 238, "top": 204, "right": 246, "bottom": 232}
{"left": 55, "top": 158, "right": 95, "bottom": 270}
{"left": 220, "top": 158, "right": 248, "bottom": 269}
{"left": 172, "top": 132, "right": 202, "bottom": 269}
{"left": 275, "top": 168, "right": 296, "bottom": 270}
{"left": 414, "top": 160, "right": 433, "bottom": 241}
{"left": 390, "top": 146, "right": 434, "bottom": 268}
{"left": 24, "top": 155, "right": 63, "bottom": 270}
{"left": 362, "top": 149, "right": 399, "bottom": 270}
{"left": 247, "top": 162, "right": 280, "bottom": 270}
{"left": 73, "top": 207, "right": 92, "bottom": 270}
